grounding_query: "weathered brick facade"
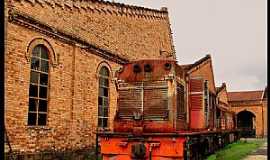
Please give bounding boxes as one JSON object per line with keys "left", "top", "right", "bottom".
{"left": 228, "top": 89, "right": 268, "bottom": 137}
{"left": 5, "top": 0, "right": 176, "bottom": 158}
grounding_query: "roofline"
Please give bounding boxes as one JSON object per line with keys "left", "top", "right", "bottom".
{"left": 228, "top": 90, "right": 264, "bottom": 94}
{"left": 182, "top": 54, "right": 211, "bottom": 73}
{"left": 8, "top": 8, "right": 129, "bottom": 64}
{"left": 100, "top": 0, "right": 169, "bottom": 13}
{"left": 13, "top": 0, "right": 169, "bottom": 19}
{"left": 183, "top": 54, "right": 216, "bottom": 93}
{"left": 216, "top": 82, "right": 226, "bottom": 94}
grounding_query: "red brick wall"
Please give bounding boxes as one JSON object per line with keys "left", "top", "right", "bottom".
{"left": 5, "top": 22, "right": 120, "bottom": 153}
{"left": 5, "top": 0, "right": 177, "bottom": 155}
{"left": 11, "top": 0, "right": 175, "bottom": 60}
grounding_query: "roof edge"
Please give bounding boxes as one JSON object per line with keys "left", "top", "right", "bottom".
{"left": 13, "top": 0, "right": 169, "bottom": 20}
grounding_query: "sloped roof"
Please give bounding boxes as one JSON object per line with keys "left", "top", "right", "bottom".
{"left": 228, "top": 91, "right": 264, "bottom": 102}
{"left": 179, "top": 54, "right": 211, "bottom": 72}
{"left": 216, "top": 83, "right": 226, "bottom": 94}
{"left": 10, "top": 0, "right": 176, "bottom": 61}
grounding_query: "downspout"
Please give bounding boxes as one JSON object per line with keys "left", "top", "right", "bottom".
{"left": 261, "top": 100, "right": 264, "bottom": 138}
{"left": 261, "top": 90, "right": 265, "bottom": 138}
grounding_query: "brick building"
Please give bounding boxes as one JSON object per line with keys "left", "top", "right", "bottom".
{"left": 5, "top": 0, "right": 175, "bottom": 158}
{"left": 228, "top": 87, "right": 268, "bottom": 137}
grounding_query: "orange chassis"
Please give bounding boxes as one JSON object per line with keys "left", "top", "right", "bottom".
{"left": 97, "top": 130, "right": 239, "bottom": 160}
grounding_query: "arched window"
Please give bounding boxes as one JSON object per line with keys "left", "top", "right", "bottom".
{"left": 98, "top": 66, "right": 110, "bottom": 128}
{"left": 28, "top": 44, "right": 49, "bottom": 126}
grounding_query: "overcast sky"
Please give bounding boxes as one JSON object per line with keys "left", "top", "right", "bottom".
{"left": 109, "top": 0, "right": 267, "bottom": 91}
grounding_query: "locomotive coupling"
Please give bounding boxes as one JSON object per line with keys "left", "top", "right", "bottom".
{"left": 131, "top": 143, "right": 146, "bottom": 159}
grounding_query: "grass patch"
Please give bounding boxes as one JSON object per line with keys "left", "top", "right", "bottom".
{"left": 207, "top": 139, "right": 265, "bottom": 160}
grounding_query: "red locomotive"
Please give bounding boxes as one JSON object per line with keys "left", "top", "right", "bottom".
{"left": 98, "top": 59, "right": 239, "bottom": 160}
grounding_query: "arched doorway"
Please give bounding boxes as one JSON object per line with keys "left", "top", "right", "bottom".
{"left": 237, "top": 110, "right": 256, "bottom": 137}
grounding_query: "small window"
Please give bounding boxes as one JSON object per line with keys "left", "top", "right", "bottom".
{"left": 177, "top": 82, "right": 185, "bottom": 119}
{"left": 98, "top": 66, "right": 110, "bottom": 128}
{"left": 204, "top": 80, "right": 209, "bottom": 126}
{"left": 28, "top": 45, "right": 49, "bottom": 126}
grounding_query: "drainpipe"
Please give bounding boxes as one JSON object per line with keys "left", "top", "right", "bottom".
{"left": 261, "top": 101, "right": 264, "bottom": 138}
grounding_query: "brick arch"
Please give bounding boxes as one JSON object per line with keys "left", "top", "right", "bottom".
{"left": 236, "top": 109, "right": 256, "bottom": 118}
{"left": 96, "top": 61, "right": 112, "bottom": 79}
{"left": 26, "top": 38, "right": 58, "bottom": 66}
{"left": 231, "top": 106, "right": 263, "bottom": 137}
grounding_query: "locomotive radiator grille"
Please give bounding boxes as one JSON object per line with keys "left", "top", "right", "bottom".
{"left": 117, "top": 81, "right": 168, "bottom": 120}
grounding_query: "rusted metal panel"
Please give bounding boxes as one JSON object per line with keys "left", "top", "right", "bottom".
{"left": 117, "top": 81, "right": 168, "bottom": 120}
{"left": 117, "top": 60, "right": 176, "bottom": 82}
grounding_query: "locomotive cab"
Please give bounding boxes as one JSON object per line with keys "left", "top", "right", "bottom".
{"left": 113, "top": 59, "right": 187, "bottom": 133}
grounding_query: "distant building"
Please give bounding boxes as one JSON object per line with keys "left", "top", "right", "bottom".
{"left": 228, "top": 87, "right": 268, "bottom": 137}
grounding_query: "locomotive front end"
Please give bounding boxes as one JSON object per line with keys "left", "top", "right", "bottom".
{"left": 98, "top": 59, "right": 187, "bottom": 160}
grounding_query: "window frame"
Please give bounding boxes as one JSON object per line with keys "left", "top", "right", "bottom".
{"left": 28, "top": 44, "right": 50, "bottom": 126}
{"left": 176, "top": 80, "right": 186, "bottom": 120}
{"left": 98, "top": 66, "right": 110, "bottom": 129}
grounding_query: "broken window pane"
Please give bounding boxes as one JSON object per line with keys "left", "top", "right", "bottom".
{"left": 38, "top": 114, "right": 47, "bottom": 125}
{"left": 39, "top": 100, "right": 47, "bottom": 112}
{"left": 28, "top": 113, "right": 37, "bottom": 125}
{"left": 41, "top": 60, "right": 49, "bottom": 73}
{"left": 39, "top": 86, "right": 47, "bottom": 98}
{"left": 30, "top": 71, "right": 39, "bottom": 84}
{"left": 40, "top": 73, "right": 48, "bottom": 85}
{"left": 29, "top": 84, "right": 38, "bottom": 97}
{"left": 31, "top": 57, "right": 40, "bottom": 70}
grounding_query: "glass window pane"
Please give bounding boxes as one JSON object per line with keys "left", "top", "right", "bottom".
{"left": 32, "top": 46, "right": 40, "bottom": 57}
{"left": 98, "top": 107, "right": 103, "bottom": 116}
{"left": 40, "top": 46, "right": 49, "bottom": 59}
{"left": 98, "top": 118, "right": 102, "bottom": 127}
{"left": 40, "top": 73, "right": 48, "bottom": 85}
{"left": 31, "top": 57, "right": 40, "bottom": 70}
{"left": 41, "top": 60, "right": 49, "bottom": 73}
{"left": 99, "top": 87, "right": 104, "bottom": 97}
{"left": 98, "top": 97, "right": 102, "bottom": 105}
{"left": 39, "top": 86, "right": 47, "bottom": 98}
{"left": 99, "top": 78, "right": 109, "bottom": 87}
{"left": 103, "top": 98, "right": 108, "bottom": 106}
{"left": 29, "top": 84, "right": 38, "bottom": 97}
{"left": 99, "top": 67, "right": 109, "bottom": 77}
{"left": 103, "top": 88, "right": 108, "bottom": 97}
{"left": 38, "top": 114, "right": 47, "bottom": 125}
{"left": 28, "top": 113, "right": 37, "bottom": 125}
{"left": 29, "top": 98, "right": 37, "bottom": 111}
{"left": 39, "top": 100, "right": 47, "bottom": 112}
{"left": 103, "top": 118, "right": 108, "bottom": 127}
{"left": 104, "top": 108, "right": 108, "bottom": 117}
{"left": 30, "top": 71, "right": 39, "bottom": 84}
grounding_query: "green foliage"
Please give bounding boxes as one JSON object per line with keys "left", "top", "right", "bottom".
{"left": 207, "top": 139, "right": 264, "bottom": 160}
